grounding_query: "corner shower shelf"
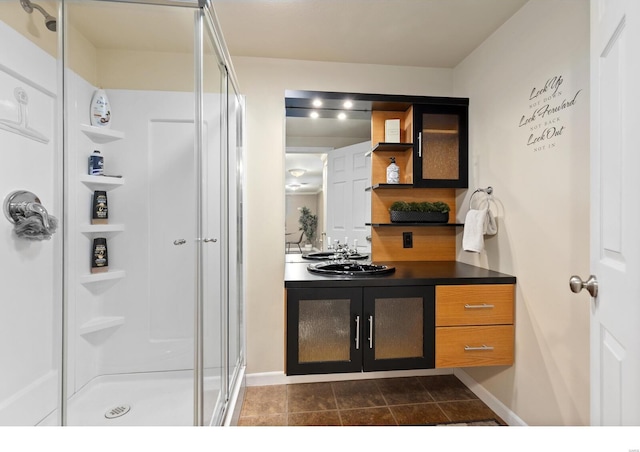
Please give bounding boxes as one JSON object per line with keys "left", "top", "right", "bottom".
{"left": 80, "top": 269, "right": 126, "bottom": 285}
{"left": 79, "top": 316, "right": 125, "bottom": 336}
{"left": 80, "top": 124, "right": 125, "bottom": 143}
{"left": 80, "top": 175, "right": 125, "bottom": 191}
{"left": 79, "top": 224, "right": 125, "bottom": 235}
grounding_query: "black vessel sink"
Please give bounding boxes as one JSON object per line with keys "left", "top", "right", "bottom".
{"left": 302, "top": 252, "right": 368, "bottom": 261}
{"left": 307, "top": 262, "right": 395, "bottom": 276}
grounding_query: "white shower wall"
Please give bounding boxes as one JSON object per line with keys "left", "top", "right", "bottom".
{"left": 0, "top": 19, "right": 61, "bottom": 426}
{"left": 67, "top": 81, "right": 222, "bottom": 394}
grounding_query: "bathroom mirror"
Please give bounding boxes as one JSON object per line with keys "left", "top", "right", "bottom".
{"left": 284, "top": 91, "right": 372, "bottom": 253}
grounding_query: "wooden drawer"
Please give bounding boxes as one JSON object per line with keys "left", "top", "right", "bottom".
{"left": 436, "top": 325, "right": 514, "bottom": 368}
{"left": 436, "top": 284, "right": 514, "bottom": 326}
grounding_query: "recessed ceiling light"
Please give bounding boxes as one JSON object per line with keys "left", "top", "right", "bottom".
{"left": 343, "top": 100, "right": 353, "bottom": 109}
{"left": 337, "top": 112, "right": 347, "bottom": 120}
{"left": 310, "top": 111, "right": 319, "bottom": 119}
{"left": 312, "top": 99, "right": 322, "bottom": 107}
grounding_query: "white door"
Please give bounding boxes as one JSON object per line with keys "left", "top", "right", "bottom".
{"left": 588, "top": 0, "right": 640, "bottom": 425}
{"left": 326, "top": 141, "right": 371, "bottom": 252}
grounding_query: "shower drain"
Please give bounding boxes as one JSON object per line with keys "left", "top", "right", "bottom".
{"left": 105, "top": 404, "right": 131, "bottom": 419}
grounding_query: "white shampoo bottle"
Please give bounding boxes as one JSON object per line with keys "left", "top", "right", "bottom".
{"left": 386, "top": 157, "right": 399, "bottom": 184}
{"left": 90, "top": 89, "right": 111, "bottom": 128}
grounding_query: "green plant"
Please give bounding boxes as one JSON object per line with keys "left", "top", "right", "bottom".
{"left": 389, "top": 201, "right": 450, "bottom": 213}
{"left": 298, "top": 206, "right": 318, "bottom": 245}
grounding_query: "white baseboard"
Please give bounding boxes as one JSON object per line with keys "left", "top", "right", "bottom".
{"left": 246, "top": 368, "right": 453, "bottom": 387}
{"left": 454, "top": 368, "right": 527, "bottom": 426}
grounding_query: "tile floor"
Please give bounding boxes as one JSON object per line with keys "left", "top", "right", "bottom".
{"left": 236, "top": 375, "right": 507, "bottom": 426}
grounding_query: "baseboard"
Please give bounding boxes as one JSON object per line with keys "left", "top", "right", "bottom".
{"left": 246, "top": 368, "right": 453, "bottom": 387}
{"left": 454, "top": 368, "right": 527, "bottom": 426}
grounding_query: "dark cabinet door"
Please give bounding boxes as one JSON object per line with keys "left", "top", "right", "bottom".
{"left": 286, "top": 287, "right": 363, "bottom": 375}
{"left": 413, "top": 104, "right": 469, "bottom": 188}
{"left": 362, "top": 286, "right": 435, "bottom": 371}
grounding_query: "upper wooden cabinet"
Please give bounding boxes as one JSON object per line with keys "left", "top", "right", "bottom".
{"left": 369, "top": 98, "right": 469, "bottom": 189}
{"left": 413, "top": 103, "right": 469, "bottom": 188}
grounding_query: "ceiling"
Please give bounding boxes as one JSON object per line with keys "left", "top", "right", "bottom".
{"left": 212, "top": 0, "right": 529, "bottom": 68}
{"left": 213, "top": 0, "right": 529, "bottom": 194}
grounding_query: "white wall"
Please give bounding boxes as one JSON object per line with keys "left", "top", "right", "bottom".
{"left": 0, "top": 19, "right": 61, "bottom": 426}
{"left": 233, "top": 57, "right": 453, "bottom": 374}
{"left": 453, "top": 0, "right": 590, "bottom": 425}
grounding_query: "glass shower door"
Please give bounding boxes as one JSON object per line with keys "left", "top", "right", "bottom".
{"left": 63, "top": 0, "right": 200, "bottom": 426}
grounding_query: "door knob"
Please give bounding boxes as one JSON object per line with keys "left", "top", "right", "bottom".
{"left": 569, "top": 274, "right": 598, "bottom": 297}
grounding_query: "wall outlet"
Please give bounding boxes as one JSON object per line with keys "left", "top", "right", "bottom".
{"left": 403, "top": 232, "right": 413, "bottom": 248}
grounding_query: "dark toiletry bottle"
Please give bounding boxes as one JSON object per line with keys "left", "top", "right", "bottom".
{"left": 91, "top": 237, "right": 108, "bottom": 273}
{"left": 91, "top": 190, "right": 108, "bottom": 225}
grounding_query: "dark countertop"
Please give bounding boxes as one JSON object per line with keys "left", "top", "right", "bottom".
{"left": 284, "top": 260, "right": 516, "bottom": 288}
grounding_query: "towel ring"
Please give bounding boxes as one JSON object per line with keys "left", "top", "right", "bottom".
{"left": 469, "top": 186, "right": 493, "bottom": 209}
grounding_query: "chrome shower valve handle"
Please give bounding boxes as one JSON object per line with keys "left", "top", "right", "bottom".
{"left": 4, "top": 190, "right": 50, "bottom": 228}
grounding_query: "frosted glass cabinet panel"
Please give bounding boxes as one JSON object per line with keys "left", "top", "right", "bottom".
{"left": 373, "top": 297, "right": 424, "bottom": 360}
{"left": 298, "top": 299, "right": 351, "bottom": 363}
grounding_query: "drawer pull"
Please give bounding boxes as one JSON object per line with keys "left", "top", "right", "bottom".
{"left": 464, "top": 344, "right": 495, "bottom": 351}
{"left": 464, "top": 303, "right": 494, "bottom": 309}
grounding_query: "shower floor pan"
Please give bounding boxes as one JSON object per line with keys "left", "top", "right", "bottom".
{"left": 64, "top": 370, "right": 220, "bottom": 426}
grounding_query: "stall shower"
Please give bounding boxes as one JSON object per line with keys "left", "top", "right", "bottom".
{"left": 0, "top": 0, "right": 244, "bottom": 426}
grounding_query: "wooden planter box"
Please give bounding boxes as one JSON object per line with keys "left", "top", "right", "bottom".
{"left": 390, "top": 210, "right": 449, "bottom": 223}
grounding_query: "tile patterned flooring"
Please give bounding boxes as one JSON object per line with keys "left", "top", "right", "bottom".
{"left": 237, "top": 375, "right": 506, "bottom": 426}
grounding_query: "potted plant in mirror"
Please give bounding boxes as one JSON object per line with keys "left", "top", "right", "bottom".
{"left": 298, "top": 206, "right": 318, "bottom": 249}
{"left": 389, "top": 201, "right": 450, "bottom": 223}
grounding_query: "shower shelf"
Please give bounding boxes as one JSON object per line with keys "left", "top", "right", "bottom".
{"left": 79, "top": 316, "right": 125, "bottom": 336}
{"left": 80, "top": 269, "right": 125, "bottom": 285}
{"left": 80, "top": 124, "right": 125, "bottom": 143}
{"left": 79, "top": 224, "right": 125, "bottom": 235}
{"left": 80, "top": 175, "right": 125, "bottom": 191}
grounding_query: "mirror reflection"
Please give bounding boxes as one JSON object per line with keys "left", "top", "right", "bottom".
{"left": 285, "top": 91, "right": 372, "bottom": 255}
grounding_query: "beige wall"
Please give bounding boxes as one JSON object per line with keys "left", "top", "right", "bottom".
{"left": 453, "top": 0, "right": 590, "bottom": 425}
{"left": 285, "top": 193, "right": 320, "bottom": 247}
{"left": 0, "top": 1, "right": 99, "bottom": 85}
{"left": 233, "top": 57, "right": 453, "bottom": 374}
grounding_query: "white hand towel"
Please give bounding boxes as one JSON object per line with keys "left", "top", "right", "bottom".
{"left": 484, "top": 208, "right": 497, "bottom": 236}
{"left": 463, "top": 208, "right": 488, "bottom": 253}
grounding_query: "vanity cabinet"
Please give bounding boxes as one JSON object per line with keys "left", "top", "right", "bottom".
{"left": 435, "top": 284, "right": 514, "bottom": 368}
{"left": 412, "top": 104, "right": 468, "bottom": 188}
{"left": 286, "top": 286, "right": 435, "bottom": 375}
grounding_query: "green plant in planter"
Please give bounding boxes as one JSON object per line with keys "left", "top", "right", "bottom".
{"left": 298, "top": 206, "right": 318, "bottom": 245}
{"left": 389, "top": 201, "right": 450, "bottom": 213}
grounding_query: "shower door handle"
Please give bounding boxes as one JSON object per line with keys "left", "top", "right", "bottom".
{"left": 173, "top": 239, "right": 186, "bottom": 246}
